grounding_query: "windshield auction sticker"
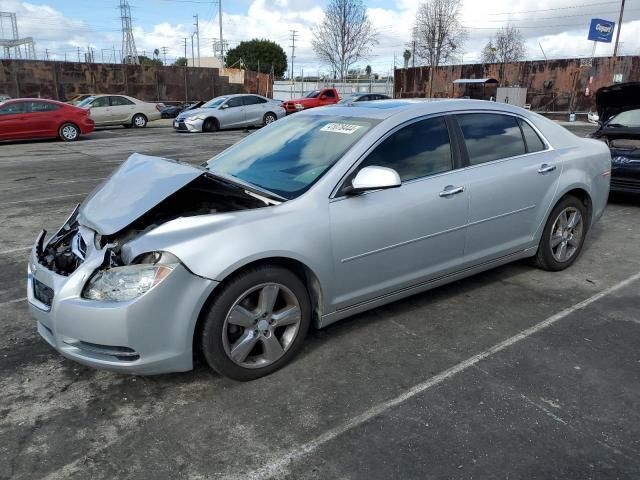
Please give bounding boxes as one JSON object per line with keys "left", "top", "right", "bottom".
{"left": 320, "top": 123, "right": 362, "bottom": 134}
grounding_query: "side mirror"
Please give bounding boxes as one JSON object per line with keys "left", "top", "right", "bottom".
{"left": 220, "top": 104, "right": 229, "bottom": 109}
{"left": 345, "top": 166, "right": 401, "bottom": 195}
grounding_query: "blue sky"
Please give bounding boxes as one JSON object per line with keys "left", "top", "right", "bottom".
{"left": 1, "top": 0, "right": 639, "bottom": 75}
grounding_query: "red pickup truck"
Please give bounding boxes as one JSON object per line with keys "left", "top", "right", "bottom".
{"left": 283, "top": 88, "right": 340, "bottom": 114}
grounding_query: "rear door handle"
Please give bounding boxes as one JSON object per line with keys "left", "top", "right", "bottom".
{"left": 538, "top": 163, "right": 556, "bottom": 174}
{"left": 439, "top": 185, "right": 465, "bottom": 197}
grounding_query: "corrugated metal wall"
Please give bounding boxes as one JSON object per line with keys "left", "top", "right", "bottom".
{"left": 394, "top": 56, "right": 640, "bottom": 111}
{"left": 0, "top": 60, "right": 271, "bottom": 102}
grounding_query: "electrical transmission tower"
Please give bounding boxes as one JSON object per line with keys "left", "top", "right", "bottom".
{"left": 119, "top": 0, "right": 139, "bottom": 64}
{"left": 0, "top": 12, "right": 36, "bottom": 59}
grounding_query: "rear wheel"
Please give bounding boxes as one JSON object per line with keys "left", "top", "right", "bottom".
{"left": 131, "top": 113, "right": 147, "bottom": 128}
{"left": 200, "top": 265, "right": 311, "bottom": 380}
{"left": 533, "top": 195, "right": 588, "bottom": 271}
{"left": 202, "top": 118, "right": 218, "bottom": 132}
{"left": 263, "top": 112, "right": 277, "bottom": 126}
{"left": 59, "top": 123, "right": 80, "bottom": 142}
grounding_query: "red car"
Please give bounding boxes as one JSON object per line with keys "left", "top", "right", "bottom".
{"left": 0, "top": 98, "right": 94, "bottom": 142}
{"left": 283, "top": 87, "right": 340, "bottom": 114}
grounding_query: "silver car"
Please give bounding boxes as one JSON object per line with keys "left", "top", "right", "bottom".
{"left": 174, "top": 94, "right": 286, "bottom": 132}
{"left": 28, "top": 100, "right": 611, "bottom": 380}
{"left": 77, "top": 94, "right": 162, "bottom": 128}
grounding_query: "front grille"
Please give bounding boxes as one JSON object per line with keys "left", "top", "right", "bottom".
{"left": 33, "top": 278, "right": 54, "bottom": 307}
{"left": 175, "top": 121, "right": 189, "bottom": 131}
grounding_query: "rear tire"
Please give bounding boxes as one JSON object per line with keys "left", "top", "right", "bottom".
{"left": 200, "top": 265, "right": 311, "bottom": 381}
{"left": 202, "top": 118, "right": 218, "bottom": 133}
{"left": 532, "top": 195, "right": 588, "bottom": 271}
{"left": 131, "top": 113, "right": 147, "bottom": 128}
{"left": 59, "top": 123, "right": 80, "bottom": 142}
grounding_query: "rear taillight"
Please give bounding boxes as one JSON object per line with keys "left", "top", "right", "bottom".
{"left": 155, "top": 104, "right": 162, "bottom": 112}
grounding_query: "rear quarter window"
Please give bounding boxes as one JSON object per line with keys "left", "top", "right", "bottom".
{"left": 518, "top": 119, "right": 546, "bottom": 153}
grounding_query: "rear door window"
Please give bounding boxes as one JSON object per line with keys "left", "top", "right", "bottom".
{"left": 91, "top": 96, "right": 110, "bottom": 108}
{"left": 324, "top": 90, "right": 336, "bottom": 98}
{"left": 456, "top": 113, "right": 526, "bottom": 165}
{"left": 110, "top": 96, "right": 134, "bottom": 106}
{"left": 28, "top": 102, "right": 60, "bottom": 112}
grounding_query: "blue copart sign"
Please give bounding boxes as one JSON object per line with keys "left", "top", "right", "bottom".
{"left": 588, "top": 18, "right": 615, "bottom": 43}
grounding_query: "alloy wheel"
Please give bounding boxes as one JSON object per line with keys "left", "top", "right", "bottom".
{"left": 264, "top": 113, "right": 276, "bottom": 125}
{"left": 222, "top": 282, "right": 302, "bottom": 369}
{"left": 61, "top": 125, "right": 78, "bottom": 140}
{"left": 550, "top": 207, "right": 583, "bottom": 262}
{"left": 133, "top": 115, "right": 146, "bottom": 127}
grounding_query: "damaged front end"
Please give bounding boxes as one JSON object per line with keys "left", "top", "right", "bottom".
{"left": 35, "top": 154, "right": 274, "bottom": 295}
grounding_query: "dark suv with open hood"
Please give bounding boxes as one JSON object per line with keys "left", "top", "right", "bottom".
{"left": 592, "top": 82, "right": 640, "bottom": 194}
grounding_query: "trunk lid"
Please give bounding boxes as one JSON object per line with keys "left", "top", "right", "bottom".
{"left": 596, "top": 82, "right": 640, "bottom": 123}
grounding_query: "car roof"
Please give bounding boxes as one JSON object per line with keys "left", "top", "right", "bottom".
{"left": 4, "top": 98, "right": 67, "bottom": 106}
{"left": 299, "top": 98, "right": 535, "bottom": 120}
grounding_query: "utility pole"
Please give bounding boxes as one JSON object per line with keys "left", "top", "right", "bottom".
{"left": 191, "top": 33, "right": 195, "bottom": 66}
{"left": 45, "top": 48, "right": 49, "bottom": 61}
{"left": 77, "top": 46, "right": 81, "bottom": 62}
{"left": 183, "top": 37, "right": 188, "bottom": 62}
{"left": 613, "top": 0, "right": 625, "bottom": 57}
{"left": 194, "top": 14, "right": 200, "bottom": 67}
{"left": 412, "top": 39, "right": 415, "bottom": 69}
{"left": 161, "top": 46, "right": 168, "bottom": 65}
{"left": 289, "top": 29, "right": 298, "bottom": 82}
{"left": 218, "top": 0, "right": 224, "bottom": 64}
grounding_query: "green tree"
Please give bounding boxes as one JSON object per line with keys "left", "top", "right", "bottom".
{"left": 225, "top": 39, "right": 287, "bottom": 77}
{"left": 365, "top": 65, "right": 372, "bottom": 76}
{"left": 173, "top": 57, "right": 188, "bottom": 67}
{"left": 138, "top": 55, "right": 163, "bottom": 66}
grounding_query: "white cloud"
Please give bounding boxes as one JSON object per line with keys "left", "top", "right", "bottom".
{"left": 1, "top": 0, "right": 638, "bottom": 71}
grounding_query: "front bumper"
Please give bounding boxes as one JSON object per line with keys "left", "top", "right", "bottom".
{"left": 173, "top": 117, "right": 204, "bottom": 132}
{"left": 27, "top": 231, "right": 217, "bottom": 375}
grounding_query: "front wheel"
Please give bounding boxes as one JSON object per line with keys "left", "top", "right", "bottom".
{"left": 131, "top": 113, "right": 147, "bottom": 128}
{"left": 59, "top": 123, "right": 80, "bottom": 141}
{"left": 200, "top": 265, "right": 311, "bottom": 380}
{"left": 532, "top": 195, "right": 588, "bottom": 271}
{"left": 263, "top": 112, "right": 277, "bottom": 126}
{"left": 202, "top": 118, "right": 218, "bottom": 132}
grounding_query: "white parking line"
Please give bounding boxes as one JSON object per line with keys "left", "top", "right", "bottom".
{"left": 4, "top": 193, "right": 85, "bottom": 206}
{"left": 241, "top": 270, "right": 640, "bottom": 480}
{"left": 0, "top": 296, "right": 27, "bottom": 307}
{"left": 0, "top": 246, "right": 30, "bottom": 255}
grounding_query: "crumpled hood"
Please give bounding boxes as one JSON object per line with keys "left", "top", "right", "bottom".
{"left": 78, "top": 153, "right": 204, "bottom": 235}
{"left": 596, "top": 82, "right": 640, "bottom": 123}
{"left": 177, "top": 107, "right": 213, "bottom": 119}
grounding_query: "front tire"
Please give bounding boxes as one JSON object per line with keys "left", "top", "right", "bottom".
{"left": 533, "top": 195, "right": 588, "bottom": 271}
{"left": 59, "top": 123, "right": 80, "bottom": 142}
{"left": 263, "top": 112, "right": 277, "bottom": 126}
{"left": 202, "top": 118, "right": 218, "bottom": 132}
{"left": 131, "top": 113, "right": 147, "bottom": 128}
{"left": 201, "top": 265, "right": 311, "bottom": 381}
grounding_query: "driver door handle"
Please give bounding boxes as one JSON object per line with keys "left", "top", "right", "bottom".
{"left": 439, "top": 185, "right": 465, "bottom": 197}
{"left": 538, "top": 163, "right": 556, "bottom": 174}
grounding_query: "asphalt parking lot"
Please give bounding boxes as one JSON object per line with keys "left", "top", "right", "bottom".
{"left": 1, "top": 120, "right": 639, "bottom": 480}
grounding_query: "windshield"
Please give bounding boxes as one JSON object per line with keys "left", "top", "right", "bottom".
{"left": 76, "top": 96, "right": 96, "bottom": 107}
{"left": 202, "top": 97, "right": 229, "bottom": 108}
{"left": 206, "top": 115, "right": 379, "bottom": 199}
{"left": 305, "top": 90, "right": 321, "bottom": 98}
{"left": 608, "top": 109, "right": 640, "bottom": 128}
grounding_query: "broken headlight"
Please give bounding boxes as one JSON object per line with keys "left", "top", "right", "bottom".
{"left": 82, "top": 252, "right": 178, "bottom": 302}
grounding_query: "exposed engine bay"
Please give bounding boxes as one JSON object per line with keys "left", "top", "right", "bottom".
{"left": 37, "top": 173, "right": 271, "bottom": 276}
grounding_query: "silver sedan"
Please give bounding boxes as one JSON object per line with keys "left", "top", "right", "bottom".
{"left": 174, "top": 94, "right": 286, "bottom": 132}
{"left": 28, "top": 100, "right": 610, "bottom": 380}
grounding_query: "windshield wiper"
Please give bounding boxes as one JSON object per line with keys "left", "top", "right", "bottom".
{"left": 607, "top": 123, "right": 626, "bottom": 128}
{"left": 204, "top": 170, "right": 287, "bottom": 203}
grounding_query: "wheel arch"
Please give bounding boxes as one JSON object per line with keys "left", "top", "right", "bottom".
{"left": 192, "top": 256, "right": 324, "bottom": 360}
{"left": 203, "top": 116, "right": 220, "bottom": 131}
{"left": 555, "top": 186, "right": 593, "bottom": 226}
